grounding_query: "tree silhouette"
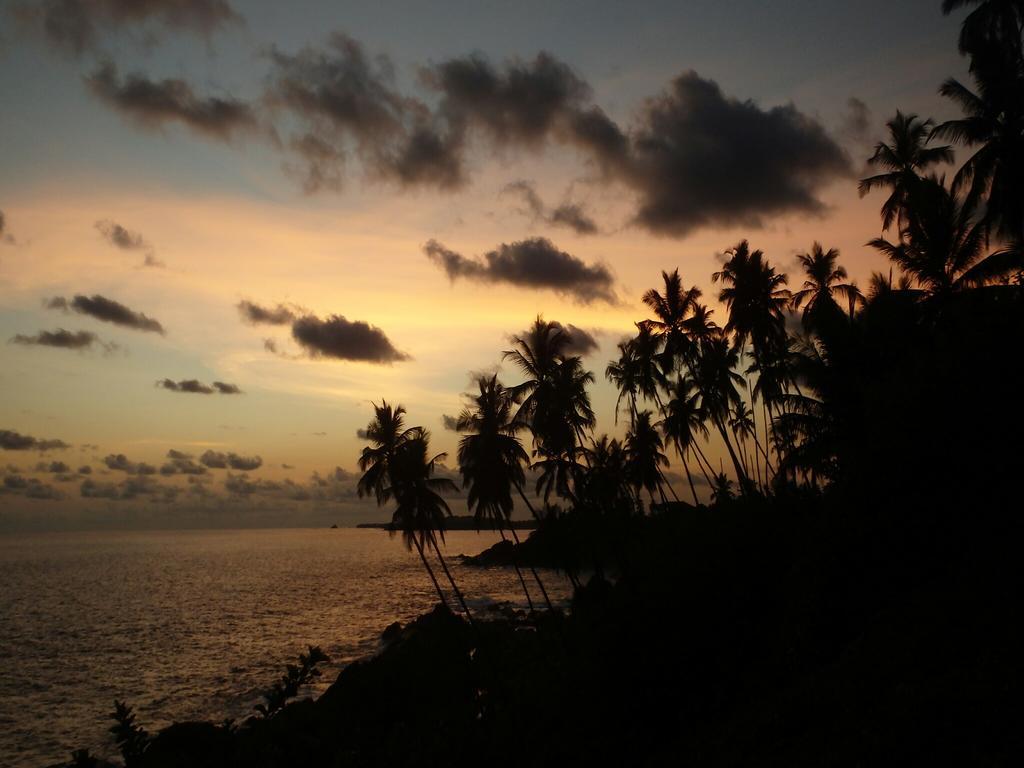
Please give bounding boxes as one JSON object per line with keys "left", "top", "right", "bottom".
{"left": 790, "top": 243, "right": 863, "bottom": 330}
{"left": 625, "top": 410, "right": 670, "bottom": 506}
{"left": 858, "top": 111, "right": 954, "bottom": 232}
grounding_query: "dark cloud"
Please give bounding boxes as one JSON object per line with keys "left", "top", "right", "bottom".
{"left": 1, "top": 473, "right": 63, "bottom": 499}
{"left": 291, "top": 314, "right": 408, "bottom": 363}
{"left": 555, "top": 322, "right": 600, "bottom": 357}
{"left": 838, "top": 97, "right": 873, "bottom": 146}
{"left": 10, "top": 328, "right": 118, "bottom": 352}
{"left": 158, "top": 378, "right": 213, "bottom": 394}
{"left": 159, "top": 450, "right": 207, "bottom": 475}
{"left": 81, "top": 475, "right": 176, "bottom": 501}
{"left": 441, "top": 414, "right": 459, "bottom": 432}
{"left": 502, "top": 180, "right": 598, "bottom": 235}
{"left": 46, "top": 293, "right": 165, "bottom": 334}
{"left": 13, "top": 0, "right": 241, "bottom": 55}
{"left": 86, "top": 62, "right": 257, "bottom": 141}
{"left": 95, "top": 219, "right": 147, "bottom": 250}
{"left": 167, "top": 449, "right": 191, "bottom": 460}
{"left": 36, "top": 460, "right": 71, "bottom": 473}
{"left": 0, "top": 210, "right": 15, "bottom": 245}
{"left": 143, "top": 253, "right": 165, "bottom": 268}
{"left": 355, "top": 428, "right": 369, "bottom": 440}
{"left": 620, "top": 72, "right": 851, "bottom": 235}
{"left": 199, "top": 450, "right": 262, "bottom": 471}
{"left": 424, "top": 237, "right": 616, "bottom": 304}
{"left": 78, "top": 465, "right": 92, "bottom": 474}
{"left": 103, "top": 453, "right": 156, "bottom": 475}
{"left": 0, "top": 429, "right": 69, "bottom": 452}
{"left": 237, "top": 300, "right": 296, "bottom": 326}
{"left": 157, "top": 379, "right": 241, "bottom": 394}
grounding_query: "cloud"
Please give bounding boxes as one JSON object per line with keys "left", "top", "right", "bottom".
{"left": 441, "top": 414, "right": 459, "bottom": 432}
{"left": 95, "top": 219, "right": 147, "bottom": 250}
{"left": 157, "top": 378, "right": 242, "bottom": 394}
{"left": 86, "top": 62, "right": 257, "bottom": 141}
{"left": 1, "top": 473, "right": 63, "bottom": 499}
{"left": 199, "top": 450, "right": 262, "bottom": 470}
{"left": 502, "top": 180, "right": 598, "bottom": 235}
{"left": 837, "top": 97, "right": 873, "bottom": 148}
{"left": 160, "top": 449, "right": 207, "bottom": 475}
{"left": 618, "top": 72, "right": 851, "bottom": 235}
{"left": 266, "top": 33, "right": 463, "bottom": 192}
{"left": 13, "top": 0, "right": 241, "bottom": 55}
{"left": 47, "top": 293, "right": 165, "bottom": 334}
{"left": 0, "top": 209, "right": 16, "bottom": 245}
{"left": 35, "top": 460, "right": 71, "bottom": 473}
{"left": 264, "top": 39, "right": 848, "bottom": 237}
{"left": 103, "top": 453, "right": 157, "bottom": 474}
{"left": 555, "top": 322, "right": 600, "bottom": 357}
{"left": 0, "top": 429, "right": 69, "bottom": 452}
{"left": 81, "top": 475, "right": 177, "bottom": 501}
{"left": 237, "top": 300, "right": 296, "bottom": 326}
{"left": 291, "top": 314, "right": 408, "bottom": 363}
{"left": 424, "top": 237, "right": 616, "bottom": 304}
{"left": 9, "top": 328, "right": 119, "bottom": 352}
{"left": 355, "top": 428, "right": 369, "bottom": 440}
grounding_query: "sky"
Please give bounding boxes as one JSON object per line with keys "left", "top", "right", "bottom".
{"left": 0, "top": 0, "right": 970, "bottom": 530}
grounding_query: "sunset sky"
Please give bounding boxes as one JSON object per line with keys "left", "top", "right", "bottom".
{"left": 0, "top": 0, "right": 967, "bottom": 529}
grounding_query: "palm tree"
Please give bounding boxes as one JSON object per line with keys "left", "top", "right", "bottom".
{"left": 868, "top": 175, "right": 1023, "bottom": 297}
{"left": 640, "top": 269, "right": 702, "bottom": 365}
{"left": 605, "top": 340, "right": 641, "bottom": 427}
{"left": 942, "top": 0, "right": 1024, "bottom": 57}
{"left": 357, "top": 403, "right": 449, "bottom": 608}
{"left": 388, "top": 429, "right": 474, "bottom": 621}
{"left": 729, "top": 400, "right": 758, "bottom": 487}
{"left": 932, "top": 55, "right": 1024, "bottom": 241}
{"left": 693, "top": 334, "right": 750, "bottom": 491}
{"left": 858, "top": 112, "right": 954, "bottom": 232}
{"left": 790, "top": 243, "right": 864, "bottom": 330}
{"left": 712, "top": 240, "right": 791, "bottom": 365}
{"left": 661, "top": 375, "right": 711, "bottom": 505}
{"left": 456, "top": 375, "right": 552, "bottom": 610}
{"left": 504, "top": 315, "right": 571, "bottom": 431}
{"left": 625, "top": 410, "right": 670, "bottom": 507}
{"left": 578, "top": 435, "right": 636, "bottom": 515}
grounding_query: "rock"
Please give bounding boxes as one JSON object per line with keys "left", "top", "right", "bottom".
{"left": 381, "top": 620, "right": 403, "bottom": 644}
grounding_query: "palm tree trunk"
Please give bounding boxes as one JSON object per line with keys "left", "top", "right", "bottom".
{"left": 499, "top": 527, "right": 534, "bottom": 612}
{"left": 715, "top": 417, "right": 749, "bottom": 493}
{"left": 429, "top": 535, "right": 474, "bottom": 624}
{"left": 675, "top": 439, "right": 700, "bottom": 506}
{"left": 509, "top": 526, "right": 554, "bottom": 611}
{"left": 656, "top": 466, "right": 680, "bottom": 501}
{"left": 690, "top": 440, "right": 717, "bottom": 488}
{"left": 516, "top": 483, "right": 579, "bottom": 591}
{"left": 413, "top": 536, "right": 449, "bottom": 608}
{"left": 515, "top": 483, "right": 542, "bottom": 522}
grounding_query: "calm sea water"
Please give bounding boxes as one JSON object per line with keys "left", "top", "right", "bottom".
{"left": 0, "top": 528, "right": 571, "bottom": 768}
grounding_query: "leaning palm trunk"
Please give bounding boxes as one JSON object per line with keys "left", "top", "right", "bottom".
{"left": 690, "top": 440, "right": 717, "bottom": 489}
{"left": 714, "top": 417, "right": 749, "bottom": 493}
{"left": 498, "top": 527, "right": 535, "bottom": 612}
{"left": 428, "top": 536, "right": 474, "bottom": 624}
{"left": 413, "top": 537, "right": 449, "bottom": 608}
{"left": 509, "top": 526, "right": 554, "bottom": 611}
{"left": 674, "top": 439, "right": 700, "bottom": 506}
{"left": 515, "top": 483, "right": 580, "bottom": 591}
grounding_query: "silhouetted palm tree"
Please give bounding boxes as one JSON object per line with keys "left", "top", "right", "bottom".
{"left": 869, "top": 176, "right": 1023, "bottom": 296}
{"left": 713, "top": 240, "right": 791, "bottom": 366}
{"left": 504, "top": 316, "right": 571, "bottom": 431}
{"left": 942, "top": 0, "right": 1024, "bottom": 57}
{"left": 456, "top": 375, "right": 551, "bottom": 610}
{"left": 578, "top": 435, "right": 636, "bottom": 514}
{"left": 389, "top": 429, "right": 474, "bottom": 621}
{"left": 606, "top": 340, "right": 641, "bottom": 427}
{"left": 693, "top": 334, "right": 750, "bottom": 491}
{"left": 790, "top": 243, "right": 864, "bottom": 330}
{"left": 858, "top": 111, "right": 954, "bottom": 232}
{"left": 640, "top": 269, "right": 702, "bottom": 364}
{"left": 661, "top": 375, "right": 711, "bottom": 505}
{"left": 932, "top": 54, "right": 1024, "bottom": 240}
{"left": 625, "top": 410, "right": 670, "bottom": 506}
{"left": 358, "top": 403, "right": 449, "bottom": 608}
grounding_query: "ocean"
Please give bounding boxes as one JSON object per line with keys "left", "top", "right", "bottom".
{"left": 0, "top": 528, "right": 571, "bottom": 768}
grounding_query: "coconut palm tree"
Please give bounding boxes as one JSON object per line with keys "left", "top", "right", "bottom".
{"left": 504, "top": 316, "right": 571, "bottom": 431}
{"left": 712, "top": 240, "right": 791, "bottom": 367}
{"left": 942, "top": 0, "right": 1024, "bottom": 58}
{"left": 858, "top": 111, "right": 954, "bottom": 232}
{"left": 932, "top": 54, "right": 1024, "bottom": 241}
{"left": 357, "top": 403, "right": 449, "bottom": 608}
{"left": 389, "top": 429, "right": 474, "bottom": 621}
{"left": 693, "top": 334, "right": 750, "bottom": 491}
{"left": 640, "top": 269, "right": 702, "bottom": 364}
{"left": 868, "top": 175, "right": 1023, "bottom": 297}
{"left": 625, "top": 410, "right": 670, "bottom": 507}
{"left": 456, "top": 374, "right": 552, "bottom": 610}
{"left": 790, "top": 243, "right": 864, "bottom": 330}
{"left": 661, "top": 375, "right": 711, "bottom": 505}
{"left": 578, "top": 435, "right": 636, "bottom": 515}
{"left": 606, "top": 340, "right": 641, "bottom": 427}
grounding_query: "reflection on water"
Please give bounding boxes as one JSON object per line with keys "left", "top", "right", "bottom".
{"left": 0, "top": 528, "right": 571, "bottom": 768}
